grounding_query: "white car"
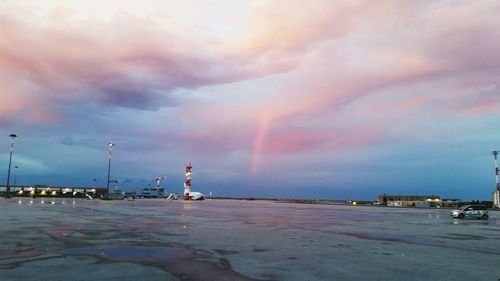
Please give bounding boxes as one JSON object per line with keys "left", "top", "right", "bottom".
{"left": 451, "top": 205, "right": 488, "bottom": 220}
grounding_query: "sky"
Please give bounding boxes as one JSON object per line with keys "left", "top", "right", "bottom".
{"left": 1, "top": 0, "right": 499, "bottom": 200}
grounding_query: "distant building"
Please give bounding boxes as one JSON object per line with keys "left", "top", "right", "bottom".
{"left": 378, "top": 194, "right": 441, "bottom": 207}
{"left": 1, "top": 185, "right": 106, "bottom": 198}
{"left": 441, "top": 198, "right": 461, "bottom": 208}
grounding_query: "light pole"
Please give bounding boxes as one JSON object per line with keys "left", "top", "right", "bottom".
{"left": 13, "top": 166, "right": 18, "bottom": 186}
{"left": 106, "top": 142, "right": 114, "bottom": 200}
{"left": 493, "top": 150, "right": 500, "bottom": 208}
{"left": 5, "top": 134, "right": 17, "bottom": 198}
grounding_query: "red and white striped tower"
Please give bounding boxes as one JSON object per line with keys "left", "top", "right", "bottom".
{"left": 184, "top": 161, "right": 192, "bottom": 200}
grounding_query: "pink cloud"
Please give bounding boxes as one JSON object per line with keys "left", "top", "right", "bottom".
{"left": 0, "top": 8, "right": 308, "bottom": 122}
{"left": 1, "top": 1, "right": 499, "bottom": 169}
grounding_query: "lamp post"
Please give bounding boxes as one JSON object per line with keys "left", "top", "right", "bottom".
{"left": 5, "top": 134, "right": 17, "bottom": 198}
{"left": 493, "top": 151, "right": 499, "bottom": 190}
{"left": 13, "top": 166, "right": 18, "bottom": 186}
{"left": 106, "top": 142, "right": 114, "bottom": 200}
{"left": 493, "top": 151, "right": 500, "bottom": 208}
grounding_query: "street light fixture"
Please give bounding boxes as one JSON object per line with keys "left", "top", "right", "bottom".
{"left": 5, "top": 134, "right": 17, "bottom": 198}
{"left": 106, "top": 142, "right": 115, "bottom": 200}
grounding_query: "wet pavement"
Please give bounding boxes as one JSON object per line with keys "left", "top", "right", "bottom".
{"left": 1, "top": 198, "right": 499, "bottom": 280}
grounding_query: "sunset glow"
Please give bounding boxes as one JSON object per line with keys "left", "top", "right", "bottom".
{"left": 1, "top": 0, "right": 499, "bottom": 199}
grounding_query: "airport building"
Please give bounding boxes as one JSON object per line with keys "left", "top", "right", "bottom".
{"left": 378, "top": 194, "right": 441, "bottom": 207}
{"left": 440, "top": 198, "right": 462, "bottom": 207}
{"left": 0, "top": 185, "right": 106, "bottom": 198}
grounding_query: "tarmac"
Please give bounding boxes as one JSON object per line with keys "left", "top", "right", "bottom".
{"left": 1, "top": 198, "right": 499, "bottom": 281}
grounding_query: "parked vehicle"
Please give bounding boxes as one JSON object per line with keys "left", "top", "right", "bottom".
{"left": 450, "top": 205, "right": 488, "bottom": 220}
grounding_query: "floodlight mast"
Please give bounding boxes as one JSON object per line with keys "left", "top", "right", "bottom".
{"left": 106, "top": 142, "right": 115, "bottom": 200}
{"left": 493, "top": 151, "right": 499, "bottom": 191}
{"left": 5, "top": 134, "right": 17, "bottom": 198}
{"left": 492, "top": 150, "right": 500, "bottom": 208}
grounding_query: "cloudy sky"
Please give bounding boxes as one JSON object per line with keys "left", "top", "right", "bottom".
{"left": 1, "top": 0, "right": 499, "bottom": 200}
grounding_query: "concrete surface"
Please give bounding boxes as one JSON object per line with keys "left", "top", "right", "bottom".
{"left": 1, "top": 198, "right": 499, "bottom": 281}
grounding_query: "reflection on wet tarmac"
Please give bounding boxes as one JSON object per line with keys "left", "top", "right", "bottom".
{"left": 65, "top": 246, "right": 188, "bottom": 262}
{"left": 0, "top": 198, "right": 499, "bottom": 281}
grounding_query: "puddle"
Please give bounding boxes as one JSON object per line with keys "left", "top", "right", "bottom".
{"left": 214, "top": 249, "right": 239, "bottom": 255}
{"left": 343, "top": 231, "right": 500, "bottom": 255}
{"left": 354, "top": 232, "right": 440, "bottom": 245}
{"left": 64, "top": 245, "right": 261, "bottom": 281}
{"left": 65, "top": 246, "right": 189, "bottom": 262}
